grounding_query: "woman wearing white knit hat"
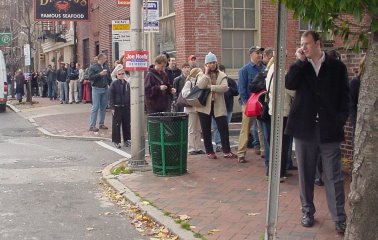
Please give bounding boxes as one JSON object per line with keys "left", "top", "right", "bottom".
{"left": 195, "top": 52, "right": 237, "bottom": 159}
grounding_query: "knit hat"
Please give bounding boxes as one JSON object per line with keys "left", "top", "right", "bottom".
{"left": 188, "top": 68, "right": 203, "bottom": 79}
{"left": 205, "top": 52, "right": 217, "bottom": 64}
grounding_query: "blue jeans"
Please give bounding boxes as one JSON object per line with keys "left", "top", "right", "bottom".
{"left": 78, "top": 81, "right": 83, "bottom": 101}
{"left": 261, "top": 118, "right": 271, "bottom": 171}
{"left": 252, "top": 118, "right": 260, "bottom": 147}
{"left": 89, "top": 86, "right": 109, "bottom": 127}
{"left": 59, "top": 81, "right": 68, "bottom": 102}
{"left": 47, "top": 81, "right": 55, "bottom": 99}
{"left": 212, "top": 111, "right": 233, "bottom": 146}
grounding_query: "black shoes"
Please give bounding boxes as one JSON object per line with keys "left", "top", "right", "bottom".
{"left": 301, "top": 213, "right": 315, "bottom": 227}
{"left": 114, "top": 143, "right": 121, "bottom": 149}
{"left": 315, "top": 178, "right": 324, "bottom": 186}
{"left": 335, "top": 221, "right": 346, "bottom": 234}
{"left": 196, "top": 150, "right": 205, "bottom": 154}
{"left": 89, "top": 126, "right": 99, "bottom": 132}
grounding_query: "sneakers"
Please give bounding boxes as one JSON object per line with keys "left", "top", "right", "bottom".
{"left": 224, "top": 152, "right": 237, "bottom": 158}
{"left": 238, "top": 156, "right": 247, "bottom": 163}
{"left": 315, "top": 178, "right": 324, "bottom": 186}
{"left": 89, "top": 126, "right": 99, "bottom": 132}
{"left": 189, "top": 151, "right": 198, "bottom": 155}
{"left": 301, "top": 212, "right": 315, "bottom": 227}
{"left": 114, "top": 143, "right": 121, "bottom": 149}
{"left": 99, "top": 125, "right": 108, "bottom": 130}
{"left": 335, "top": 221, "right": 346, "bottom": 234}
{"left": 207, "top": 153, "right": 217, "bottom": 159}
{"left": 124, "top": 140, "right": 131, "bottom": 147}
{"left": 215, "top": 145, "right": 222, "bottom": 152}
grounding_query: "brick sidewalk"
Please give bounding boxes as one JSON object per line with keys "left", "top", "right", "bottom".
{"left": 118, "top": 151, "right": 349, "bottom": 240}
{"left": 10, "top": 97, "right": 350, "bottom": 239}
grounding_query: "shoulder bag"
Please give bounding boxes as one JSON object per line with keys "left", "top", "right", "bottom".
{"left": 184, "top": 77, "right": 210, "bottom": 107}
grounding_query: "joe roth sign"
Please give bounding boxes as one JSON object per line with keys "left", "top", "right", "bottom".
{"left": 34, "top": 0, "right": 90, "bottom": 21}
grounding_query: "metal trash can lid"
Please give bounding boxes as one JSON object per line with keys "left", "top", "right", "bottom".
{"left": 148, "top": 112, "right": 188, "bottom": 123}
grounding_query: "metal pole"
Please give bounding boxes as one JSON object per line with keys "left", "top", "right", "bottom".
{"left": 265, "top": 1, "right": 287, "bottom": 239}
{"left": 129, "top": 0, "right": 147, "bottom": 167}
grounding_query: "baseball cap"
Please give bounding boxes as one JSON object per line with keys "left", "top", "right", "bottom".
{"left": 188, "top": 55, "right": 196, "bottom": 61}
{"left": 249, "top": 46, "right": 265, "bottom": 54}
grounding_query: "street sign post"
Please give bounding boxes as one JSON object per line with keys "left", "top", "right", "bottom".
{"left": 24, "top": 44, "right": 31, "bottom": 66}
{"left": 143, "top": 1, "right": 159, "bottom": 33}
{"left": 0, "top": 33, "right": 12, "bottom": 46}
{"left": 112, "top": 20, "right": 131, "bottom": 43}
{"left": 124, "top": 50, "right": 149, "bottom": 71}
{"left": 117, "top": 0, "right": 130, "bottom": 6}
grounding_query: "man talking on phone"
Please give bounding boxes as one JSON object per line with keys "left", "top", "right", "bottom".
{"left": 285, "top": 30, "right": 349, "bottom": 234}
{"left": 88, "top": 53, "right": 112, "bottom": 132}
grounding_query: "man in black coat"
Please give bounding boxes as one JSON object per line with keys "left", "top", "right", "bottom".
{"left": 285, "top": 30, "right": 349, "bottom": 234}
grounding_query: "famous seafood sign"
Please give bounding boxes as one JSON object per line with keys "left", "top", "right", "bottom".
{"left": 35, "top": 0, "right": 90, "bottom": 21}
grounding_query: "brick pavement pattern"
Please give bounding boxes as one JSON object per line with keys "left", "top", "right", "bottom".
{"left": 119, "top": 151, "right": 349, "bottom": 240}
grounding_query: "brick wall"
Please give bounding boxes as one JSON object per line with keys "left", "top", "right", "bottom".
{"left": 339, "top": 50, "right": 365, "bottom": 161}
{"left": 76, "top": 0, "right": 130, "bottom": 68}
{"left": 175, "top": 0, "right": 222, "bottom": 67}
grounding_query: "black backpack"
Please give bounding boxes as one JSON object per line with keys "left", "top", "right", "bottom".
{"left": 249, "top": 71, "right": 267, "bottom": 93}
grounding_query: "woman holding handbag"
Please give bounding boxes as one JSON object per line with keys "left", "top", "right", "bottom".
{"left": 196, "top": 52, "right": 237, "bottom": 159}
{"left": 181, "top": 68, "right": 205, "bottom": 155}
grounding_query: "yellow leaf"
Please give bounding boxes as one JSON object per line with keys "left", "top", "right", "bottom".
{"left": 247, "top": 212, "right": 261, "bottom": 216}
{"left": 179, "top": 214, "right": 191, "bottom": 221}
{"left": 208, "top": 228, "right": 220, "bottom": 235}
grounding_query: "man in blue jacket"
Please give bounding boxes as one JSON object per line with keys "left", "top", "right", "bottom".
{"left": 285, "top": 30, "right": 349, "bottom": 234}
{"left": 237, "top": 46, "right": 265, "bottom": 163}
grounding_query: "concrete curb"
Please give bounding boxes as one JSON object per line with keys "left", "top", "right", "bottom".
{"left": 102, "top": 160, "right": 196, "bottom": 240}
{"left": 7, "top": 102, "right": 111, "bottom": 141}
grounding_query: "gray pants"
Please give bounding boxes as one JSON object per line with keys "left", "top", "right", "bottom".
{"left": 294, "top": 125, "right": 346, "bottom": 222}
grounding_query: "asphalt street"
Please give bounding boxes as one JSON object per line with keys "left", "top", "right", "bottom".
{"left": 0, "top": 111, "right": 147, "bottom": 240}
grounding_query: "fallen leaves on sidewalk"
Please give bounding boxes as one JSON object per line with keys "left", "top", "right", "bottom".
{"left": 208, "top": 228, "right": 220, "bottom": 235}
{"left": 247, "top": 212, "right": 261, "bottom": 216}
{"left": 99, "top": 182, "right": 179, "bottom": 240}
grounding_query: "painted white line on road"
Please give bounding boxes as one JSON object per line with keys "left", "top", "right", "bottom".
{"left": 95, "top": 141, "right": 131, "bottom": 159}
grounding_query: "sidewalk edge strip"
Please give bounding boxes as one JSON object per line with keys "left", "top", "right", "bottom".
{"left": 102, "top": 160, "right": 196, "bottom": 240}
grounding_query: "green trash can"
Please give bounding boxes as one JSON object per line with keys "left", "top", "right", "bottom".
{"left": 148, "top": 112, "right": 188, "bottom": 176}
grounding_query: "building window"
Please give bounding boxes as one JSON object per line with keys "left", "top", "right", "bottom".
{"left": 221, "top": 0, "right": 257, "bottom": 69}
{"left": 159, "top": 0, "right": 174, "bottom": 16}
{"left": 299, "top": 19, "right": 333, "bottom": 45}
{"left": 158, "top": 0, "right": 175, "bottom": 54}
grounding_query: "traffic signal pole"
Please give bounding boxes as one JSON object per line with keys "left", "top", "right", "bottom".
{"left": 129, "top": 0, "right": 146, "bottom": 166}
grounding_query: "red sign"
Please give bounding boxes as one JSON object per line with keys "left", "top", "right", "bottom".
{"left": 117, "top": 0, "right": 130, "bottom": 6}
{"left": 124, "top": 51, "right": 149, "bottom": 71}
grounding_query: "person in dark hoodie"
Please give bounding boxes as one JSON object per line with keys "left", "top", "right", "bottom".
{"left": 109, "top": 68, "right": 131, "bottom": 148}
{"left": 144, "top": 54, "right": 176, "bottom": 114}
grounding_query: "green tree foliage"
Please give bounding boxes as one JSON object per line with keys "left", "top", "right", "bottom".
{"left": 279, "top": 0, "right": 378, "bottom": 50}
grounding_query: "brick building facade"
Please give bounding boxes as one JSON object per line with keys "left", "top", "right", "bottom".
{"left": 74, "top": 0, "right": 361, "bottom": 161}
